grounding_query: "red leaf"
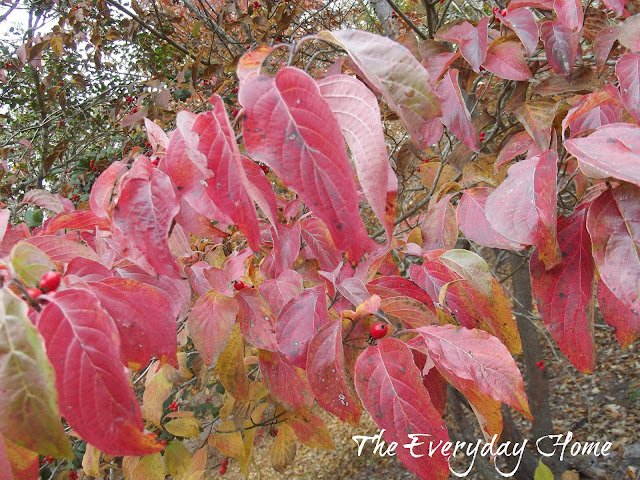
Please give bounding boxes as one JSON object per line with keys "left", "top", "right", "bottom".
{"left": 436, "top": 18, "right": 489, "bottom": 73}
{"left": 65, "top": 258, "right": 112, "bottom": 281}
{"left": 602, "top": 0, "right": 625, "bottom": 15}
{"left": 236, "top": 288, "right": 278, "bottom": 351}
{"left": 485, "top": 151, "right": 561, "bottom": 268}
{"left": 499, "top": 7, "right": 540, "bottom": 56}
{"left": 379, "top": 296, "right": 440, "bottom": 328}
{"left": 457, "top": 188, "right": 526, "bottom": 250}
{"left": 193, "top": 96, "right": 262, "bottom": 251}
{"left": 353, "top": 338, "right": 450, "bottom": 480}
{"left": 482, "top": 38, "right": 533, "bottom": 81}
{"left": 258, "top": 269, "right": 304, "bottom": 316}
{"left": 367, "top": 276, "right": 435, "bottom": 309}
{"left": 300, "top": 218, "right": 342, "bottom": 270}
{"left": 587, "top": 184, "right": 640, "bottom": 318}
{"left": 540, "top": 19, "right": 580, "bottom": 78}
{"left": 88, "top": 278, "right": 178, "bottom": 370}
{"left": 306, "top": 319, "right": 362, "bottom": 425}
{"left": 113, "top": 168, "right": 181, "bottom": 278}
{"left": 317, "top": 74, "right": 397, "bottom": 240}
{"left": 411, "top": 350, "right": 448, "bottom": 416}
{"left": 258, "top": 350, "right": 314, "bottom": 415}
{"left": 43, "top": 210, "right": 110, "bottom": 234}
{"left": 420, "top": 195, "right": 458, "bottom": 251}
{"left": 436, "top": 69, "right": 478, "bottom": 151}
{"left": 276, "top": 285, "right": 329, "bottom": 369}
{"left": 237, "top": 45, "right": 274, "bottom": 82}
{"left": 37, "top": 289, "right": 162, "bottom": 456}
{"left": 412, "top": 325, "right": 531, "bottom": 418}
{"left": 187, "top": 290, "right": 238, "bottom": 366}
{"left": 239, "top": 68, "right": 372, "bottom": 264}
{"left": 507, "top": 0, "right": 554, "bottom": 10}
{"left": 564, "top": 123, "right": 640, "bottom": 186}
{"left": 530, "top": 210, "right": 596, "bottom": 372}
{"left": 554, "top": 0, "right": 584, "bottom": 31}
{"left": 616, "top": 53, "right": 640, "bottom": 124}
{"left": 597, "top": 279, "right": 640, "bottom": 349}
{"left": 317, "top": 30, "right": 442, "bottom": 149}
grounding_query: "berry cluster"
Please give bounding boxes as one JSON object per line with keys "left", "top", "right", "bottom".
{"left": 26, "top": 271, "right": 62, "bottom": 302}
{"left": 220, "top": 457, "right": 229, "bottom": 475}
{"left": 253, "top": 1, "right": 261, "bottom": 8}
{"left": 168, "top": 401, "right": 178, "bottom": 412}
{"left": 125, "top": 95, "right": 135, "bottom": 104}
{"left": 536, "top": 360, "right": 546, "bottom": 371}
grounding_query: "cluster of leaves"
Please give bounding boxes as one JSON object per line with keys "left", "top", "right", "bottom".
{"left": 2, "top": 0, "right": 640, "bottom": 479}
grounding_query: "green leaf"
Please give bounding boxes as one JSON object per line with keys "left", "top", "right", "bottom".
{"left": 10, "top": 243, "right": 56, "bottom": 287}
{"left": 0, "top": 289, "right": 72, "bottom": 457}
{"left": 534, "top": 459, "right": 554, "bottom": 480}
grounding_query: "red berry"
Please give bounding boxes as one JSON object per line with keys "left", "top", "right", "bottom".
{"left": 42, "top": 456, "right": 54, "bottom": 465}
{"left": 68, "top": 472, "right": 78, "bottom": 480}
{"left": 159, "top": 440, "right": 167, "bottom": 446}
{"left": 169, "top": 402, "right": 178, "bottom": 411}
{"left": 234, "top": 280, "right": 245, "bottom": 290}
{"left": 26, "top": 288, "right": 42, "bottom": 299}
{"left": 391, "top": 11, "right": 397, "bottom": 18}
{"left": 492, "top": 6, "right": 499, "bottom": 14}
{"left": 260, "top": 164, "right": 269, "bottom": 174}
{"left": 59, "top": 80, "right": 64, "bottom": 86}
{"left": 370, "top": 322, "right": 388, "bottom": 340}
{"left": 479, "top": 132, "right": 485, "bottom": 141}
{"left": 151, "top": 158, "right": 159, "bottom": 166}
{"left": 40, "top": 271, "right": 62, "bottom": 292}
{"left": 220, "top": 465, "right": 227, "bottom": 475}
{"left": 231, "top": 108, "right": 239, "bottom": 117}
{"left": 253, "top": 1, "right": 261, "bottom": 8}
{"left": 221, "top": 458, "right": 229, "bottom": 467}
{"left": 536, "top": 360, "right": 545, "bottom": 371}
{"left": 440, "top": 0, "right": 444, "bottom": 3}
{"left": 501, "top": 8, "right": 507, "bottom": 15}
{"left": 131, "top": 107, "right": 138, "bottom": 113}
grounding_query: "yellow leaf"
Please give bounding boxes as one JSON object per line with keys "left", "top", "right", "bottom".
{"left": 164, "top": 441, "right": 191, "bottom": 480}
{"left": 130, "top": 452, "right": 164, "bottom": 480}
{"left": 141, "top": 366, "right": 172, "bottom": 426}
{"left": 270, "top": 423, "right": 296, "bottom": 473}
{"left": 407, "top": 226, "right": 422, "bottom": 247}
{"left": 208, "top": 421, "right": 245, "bottom": 460}
{"left": 50, "top": 37, "right": 63, "bottom": 57}
{"left": 287, "top": 414, "right": 335, "bottom": 450}
{"left": 184, "top": 447, "right": 207, "bottom": 480}
{"left": 164, "top": 417, "right": 201, "bottom": 439}
{"left": 216, "top": 324, "right": 250, "bottom": 401}
{"left": 81, "top": 444, "right": 101, "bottom": 477}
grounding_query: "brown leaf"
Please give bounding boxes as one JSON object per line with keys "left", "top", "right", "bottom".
{"left": 513, "top": 98, "right": 559, "bottom": 149}
{"left": 533, "top": 66, "right": 604, "bottom": 96}
{"left": 270, "top": 423, "right": 297, "bottom": 473}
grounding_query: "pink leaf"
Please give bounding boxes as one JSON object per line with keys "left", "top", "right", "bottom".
{"left": 300, "top": 218, "right": 342, "bottom": 271}
{"left": 113, "top": 168, "right": 181, "bottom": 278}
{"left": 22, "top": 189, "right": 67, "bottom": 213}
{"left": 258, "top": 269, "right": 304, "bottom": 316}
{"left": 412, "top": 325, "right": 531, "bottom": 418}
{"left": 317, "top": 30, "right": 441, "bottom": 149}
{"left": 277, "top": 285, "right": 329, "bottom": 369}
{"left": 239, "top": 67, "right": 372, "bottom": 264}
{"left": 317, "top": 74, "right": 397, "bottom": 240}
{"left": 90, "top": 161, "right": 127, "bottom": 219}
{"left": 435, "top": 69, "right": 478, "bottom": 151}
{"left": 499, "top": 7, "right": 540, "bottom": 56}
{"left": 241, "top": 157, "right": 279, "bottom": 229}
{"left": 24, "top": 235, "right": 101, "bottom": 264}
{"left": 562, "top": 88, "right": 622, "bottom": 138}
{"left": 602, "top": 0, "right": 626, "bottom": 15}
{"left": 37, "top": 289, "right": 162, "bottom": 456}
{"left": 616, "top": 53, "right": 640, "bottom": 124}
{"left": 457, "top": 187, "right": 525, "bottom": 250}
{"left": 354, "top": 338, "right": 450, "bottom": 480}
{"left": 617, "top": 13, "right": 640, "bottom": 52}
{"left": 44, "top": 210, "right": 110, "bottom": 234}
{"left": 530, "top": 209, "right": 596, "bottom": 372}
{"left": 594, "top": 26, "right": 618, "bottom": 70}
{"left": 587, "top": 184, "right": 640, "bottom": 318}
{"left": 187, "top": 290, "right": 238, "bottom": 366}
{"left": 236, "top": 288, "right": 278, "bottom": 351}
{"left": 540, "top": 19, "right": 580, "bottom": 78}
{"left": 272, "top": 222, "right": 301, "bottom": 276}
{"left": 420, "top": 195, "right": 458, "bottom": 252}
{"left": 495, "top": 131, "right": 540, "bottom": 170}
{"left": 144, "top": 118, "right": 169, "bottom": 151}
{"left": 554, "top": 0, "right": 584, "bottom": 31}
{"left": 436, "top": 18, "right": 489, "bottom": 73}
{"left": 485, "top": 151, "right": 561, "bottom": 268}
{"left": 193, "top": 96, "right": 262, "bottom": 251}
{"left": 564, "top": 123, "right": 640, "bottom": 186}
{"left": 507, "top": 0, "right": 554, "bottom": 10}
{"left": 367, "top": 276, "right": 435, "bottom": 309}
{"left": 482, "top": 38, "right": 533, "bottom": 81}
{"left": 597, "top": 279, "right": 640, "bottom": 349}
